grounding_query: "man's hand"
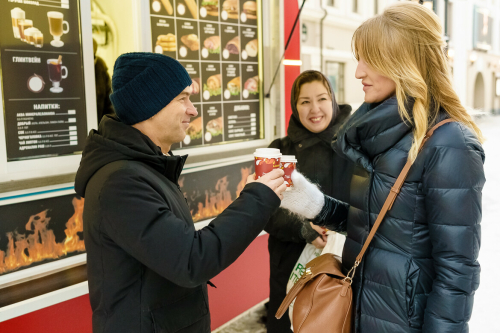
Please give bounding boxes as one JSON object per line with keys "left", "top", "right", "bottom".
{"left": 247, "top": 169, "right": 287, "bottom": 200}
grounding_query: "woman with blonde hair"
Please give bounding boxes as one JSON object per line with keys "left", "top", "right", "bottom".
{"left": 280, "top": 2, "right": 485, "bottom": 332}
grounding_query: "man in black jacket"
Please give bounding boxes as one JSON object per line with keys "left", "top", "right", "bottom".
{"left": 74, "top": 53, "right": 286, "bottom": 333}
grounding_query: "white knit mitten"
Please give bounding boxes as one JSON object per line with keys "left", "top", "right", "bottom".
{"left": 280, "top": 171, "right": 325, "bottom": 219}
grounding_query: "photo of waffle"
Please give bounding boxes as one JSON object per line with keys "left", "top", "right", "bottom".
{"left": 222, "top": 0, "right": 239, "bottom": 19}
{"left": 204, "top": 74, "right": 222, "bottom": 97}
{"left": 181, "top": 34, "right": 200, "bottom": 51}
{"left": 225, "top": 36, "right": 240, "bottom": 55}
{"left": 243, "top": 1, "right": 257, "bottom": 19}
{"left": 245, "top": 39, "right": 258, "bottom": 57}
{"left": 244, "top": 76, "right": 259, "bottom": 94}
{"left": 156, "top": 34, "right": 176, "bottom": 52}
{"left": 201, "top": 0, "right": 219, "bottom": 17}
{"left": 204, "top": 36, "right": 220, "bottom": 54}
{"left": 206, "top": 117, "right": 223, "bottom": 137}
{"left": 227, "top": 77, "right": 241, "bottom": 96}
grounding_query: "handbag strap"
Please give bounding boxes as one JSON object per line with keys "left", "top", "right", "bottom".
{"left": 344, "top": 119, "right": 455, "bottom": 280}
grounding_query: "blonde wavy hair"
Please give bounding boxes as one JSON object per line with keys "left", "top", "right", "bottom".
{"left": 352, "top": 1, "right": 484, "bottom": 161}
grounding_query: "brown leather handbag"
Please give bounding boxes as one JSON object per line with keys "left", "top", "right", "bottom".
{"left": 276, "top": 119, "right": 455, "bottom": 333}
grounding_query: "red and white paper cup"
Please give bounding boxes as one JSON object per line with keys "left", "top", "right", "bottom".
{"left": 254, "top": 148, "right": 282, "bottom": 179}
{"left": 280, "top": 155, "right": 297, "bottom": 190}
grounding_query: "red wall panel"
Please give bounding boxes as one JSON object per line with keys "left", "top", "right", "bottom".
{"left": 0, "top": 235, "right": 270, "bottom": 332}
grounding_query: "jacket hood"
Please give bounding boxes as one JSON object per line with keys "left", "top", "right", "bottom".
{"left": 74, "top": 115, "right": 186, "bottom": 197}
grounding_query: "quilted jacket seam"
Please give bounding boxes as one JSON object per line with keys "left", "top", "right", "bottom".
{"left": 363, "top": 277, "right": 405, "bottom": 294}
{"left": 360, "top": 312, "right": 408, "bottom": 328}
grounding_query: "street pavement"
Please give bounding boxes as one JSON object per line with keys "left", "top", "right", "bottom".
{"left": 217, "top": 115, "right": 500, "bottom": 333}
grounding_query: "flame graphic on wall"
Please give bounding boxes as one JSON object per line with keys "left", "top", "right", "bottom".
{"left": 191, "top": 167, "right": 252, "bottom": 222}
{"left": 0, "top": 197, "right": 85, "bottom": 275}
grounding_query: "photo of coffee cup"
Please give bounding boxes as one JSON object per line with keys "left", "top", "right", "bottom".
{"left": 280, "top": 155, "right": 297, "bottom": 189}
{"left": 254, "top": 148, "right": 282, "bottom": 180}
{"left": 11, "top": 8, "right": 25, "bottom": 39}
{"left": 34, "top": 31, "right": 44, "bottom": 48}
{"left": 18, "top": 19, "right": 33, "bottom": 42}
{"left": 47, "top": 11, "right": 69, "bottom": 47}
{"left": 47, "top": 58, "right": 68, "bottom": 93}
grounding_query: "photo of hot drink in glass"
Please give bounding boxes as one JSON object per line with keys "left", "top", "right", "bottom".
{"left": 19, "top": 19, "right": 33, "bottom": 42}
{"left": 47, "top": 11, "right": 69, "bottom": 47}
{"left": 47, "top": 57, "right": 68, "bottom": 93}
{"left": 11, "top": 8, "right": 25, "bottom": 39}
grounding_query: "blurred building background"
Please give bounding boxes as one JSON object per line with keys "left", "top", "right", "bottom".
{"left": 300, "top": 0, "right": 500, "bottom": 115}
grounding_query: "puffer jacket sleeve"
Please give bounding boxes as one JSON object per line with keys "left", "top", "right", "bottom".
{"left": 422, "top": 130, "right": 485, "bottom": 333}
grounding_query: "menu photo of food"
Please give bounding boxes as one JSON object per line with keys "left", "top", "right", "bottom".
{"left": 221, "top": 0, "right": 238, "bottom": 21}
{"left": 240, "top": 0, "right": 256, "bottom": 23}
{"left": 200, "top": 0, "right": 219, "bottom": 19}
{"left": 203, "top": 74, "right": 222, "bottom": 100}
{"left": 226, "top": 77, "right": 240, "bottom": 98}
{"left": 177, "top": 0, "right": 199, "bottom": 19}
{"left": 184, "top": 114, "right": 203, "bottom": 146}
{"left": 155, "top": 33, "right": 176, "bottom": 55}
{"left": 206, "top": 116, "right": 223, "bottom": 142}
{"left": 222, "top": 35, "right": 240, "bottom": 61}
{"left": 242, "top": 39, "right": 258, "bottom": 60}
{"left": 177, "top": 20, "right": 199, "bottom": 60}
{"left": 243, "top": 76, "right": 258, "bottom": 98}
{"left": 203, "top": 104, "right": 223, "bottom": 143}
{"left": 151, "top": 0, "right": 174, "bottom": 15}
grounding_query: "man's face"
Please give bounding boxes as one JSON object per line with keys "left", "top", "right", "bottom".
{"left": 147, "top": 85, "right": 198, "bottom": 150}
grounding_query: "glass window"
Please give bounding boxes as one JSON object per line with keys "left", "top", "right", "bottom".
{"left": 374, "top": 0, "right": 378, "bottom": 15}
{"left": 326, "top": 0, "right": 335, "bottom": 7}
{"left": 325, "top": 61, "right": 345, "bottom": 103}
{"left": 352, "top": 0, "right": 358, "bottom": 13}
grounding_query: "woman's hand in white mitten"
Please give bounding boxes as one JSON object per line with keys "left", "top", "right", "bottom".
{"left": 280, "top": 170, "right": 325, "bottom": 219}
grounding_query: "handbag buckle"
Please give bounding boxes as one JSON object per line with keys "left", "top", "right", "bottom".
{"left": 302, "top": 267, "right": 312, "bottom": 279}
{"left": 343, "top": 260, "right": 360, "bottom": 284}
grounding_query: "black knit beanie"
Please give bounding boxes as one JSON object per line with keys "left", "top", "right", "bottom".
{"left": 110, "top": 52, "right": 192, "bottom": 125}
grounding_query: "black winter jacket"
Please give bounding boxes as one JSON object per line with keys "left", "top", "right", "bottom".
{"left": 316, "top": 97, "right": 485, "bottom": 333}
{"left": 74, "top": 115, "right": 280, "bottom": 333}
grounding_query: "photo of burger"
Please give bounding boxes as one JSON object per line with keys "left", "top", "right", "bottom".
{"left": 206, "top": 117, "right": 223, "bottom": 137}
{"left": 242, "top": 1, "right": 256, "bottom": 19}
{"left": 201, "top": 0, "right": 219, "bottom": 17}
{"left": 203, "top": 36, "right": 220, "bottom": 54}
{"left": 245, "top": 39, "right": 258, "bottom": 57}
{"left": 225, "top": 36, "right": 240, "bottom": 55}
{"left": 186, "top": 117, "right": 203, "bottom": 141}
{"left": 244, "top": 76, "right": 259, "bottom": 95}
{"left": 227, "top": 77, "right": 241, "bottom": 96}
{"left": 181, "top": 34, "right": 200, "bottom": 51}
{"left": 204, "top": 74, "right": 222, "bottom": 97}
{"left": 222, "top": 0, "right": 238, "bottom": 19}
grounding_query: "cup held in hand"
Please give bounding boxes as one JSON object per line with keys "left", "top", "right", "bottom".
{"left": 254, "top": 148, "right": 282, "bottom": 180}
{"left": 280, "top": 155, "right": 297, "bottom": 190}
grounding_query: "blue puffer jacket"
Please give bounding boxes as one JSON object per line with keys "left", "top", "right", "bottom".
{"left": 319, "top": 97, "right": 485, "bottom": 333}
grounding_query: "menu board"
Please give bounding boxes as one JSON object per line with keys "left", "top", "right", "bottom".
{"left": 150, "top": 0, "right": 261, "bottom": 149}
{"left": 0, "top": 0, "right": 87, "bottom": 161}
